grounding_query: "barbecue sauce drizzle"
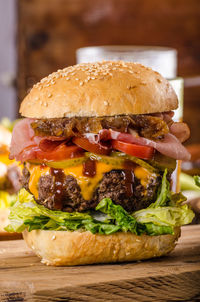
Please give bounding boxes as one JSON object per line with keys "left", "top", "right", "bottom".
{"left": 50, "top": 168, "right": 65, "bottom": 210}
{"left": 83, "top": 159, "right": 96, "bottom": 177}
{"left": 122, "top": 160, "right": 136, "bottom": 197}
{"left": 82, "top": 158, "right": 136, "bottom": 197}
{"left": 50, "top": 159, "right": 137, "bottom": 209}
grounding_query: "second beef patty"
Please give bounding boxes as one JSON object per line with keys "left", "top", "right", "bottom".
{"left": 22, "top": 166, "right": 161, "bottom": 213}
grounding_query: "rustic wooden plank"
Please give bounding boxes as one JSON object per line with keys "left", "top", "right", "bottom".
{"left": 0, "top": 231, "right": 22, "bottom": 241}
{"left": 0, "top": 225, "right": 199, "bottom": 301}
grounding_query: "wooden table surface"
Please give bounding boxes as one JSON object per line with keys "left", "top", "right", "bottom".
{"left": 0, "top": 225, "right": 200, "bottom": 302}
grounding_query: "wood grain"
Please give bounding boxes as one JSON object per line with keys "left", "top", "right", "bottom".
{"left": 0, "top": 225, "right": 200, "bottom": 301}
{"left": 0, "top": 231, "right": 22, "bottom": 241}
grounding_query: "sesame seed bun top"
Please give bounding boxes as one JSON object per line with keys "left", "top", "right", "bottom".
{"left": 20, "top": 61, "right": 178, "bottom": 118}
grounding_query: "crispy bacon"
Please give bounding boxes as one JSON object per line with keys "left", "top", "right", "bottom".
{"left": 10, "top": 117, "right": 191, "bottom": 162}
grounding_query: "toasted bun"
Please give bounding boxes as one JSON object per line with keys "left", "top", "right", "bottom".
{"left": 20, "top": 61, "right": 178, "bottom": 118}
{"left": 23, "top": 227, "right": 180, "bottom": 266}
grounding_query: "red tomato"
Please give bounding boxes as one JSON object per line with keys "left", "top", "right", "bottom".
{"left": 36, "top": 144, "right": 83, "bottom": 161}
{"left": 73, "top": 137, "right": 110, "bottom": 155}
{"left": 111, "top": 140, "right": 154, "bottom": 159}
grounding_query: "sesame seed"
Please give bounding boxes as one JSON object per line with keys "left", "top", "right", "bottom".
{"left": 51, "top": 235, "right": 56, "bottom": 240}
{"left": 104, "top": 101, "right": 108, "bottom": 106}
{"left": 34, "top": 96, "right": 39, "bottom": 101}
{"left": 47, "top": 93, "right": 52, "bottom": 98}
{"left": 32, "top": 61, "right": 145, "bottom": 91}
{"left": 79, "top": 81, "right": 84, "bottom": 86}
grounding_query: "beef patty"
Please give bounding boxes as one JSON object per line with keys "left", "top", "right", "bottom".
{"left": 22, "top": 166, "right": 161, "bottom": 213}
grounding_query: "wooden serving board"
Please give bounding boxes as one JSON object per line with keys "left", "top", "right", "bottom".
{"left": 0, "top": 231, "right": 22, "bottom": 241}
{"left": 0, "top": 225, "right": 200, "bottom": 302}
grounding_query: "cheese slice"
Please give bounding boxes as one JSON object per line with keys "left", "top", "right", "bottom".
{"left": 28, "top": 162, "right": 153, "bottom": 201}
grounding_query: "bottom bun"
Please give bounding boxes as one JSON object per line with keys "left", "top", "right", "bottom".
{"left": 23, "top": 228, "right": 180, "bottom": 266}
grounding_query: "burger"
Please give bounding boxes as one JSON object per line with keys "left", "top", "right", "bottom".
{"left": 6, "top": 61, "right": 194, "bottom": 266}
{"left": 0, "top": 124, "right": 21, "bottom": 232}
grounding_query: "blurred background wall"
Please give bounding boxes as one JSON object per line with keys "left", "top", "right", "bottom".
{"left": 0, "top": 0, "right": 17, "bottom": 119}
{"left": 1, "top": 0, "right": 200, "bottom": 143}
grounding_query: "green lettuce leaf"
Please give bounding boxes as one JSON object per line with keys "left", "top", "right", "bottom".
{"left": 137, "top": 223, "right": 173, "bottom": 236}
{"left": 5, "top": 188, "right": 194, "bottom": 236}
{"left": 133, "top": 204, "right": 194, "bottom": 227}
{"left": 83, "top": 219, "right": 120, "bottom": 235}
{"left": 5, "top": 188, "right": 92, "bottom": 233}
{"left": 96, "top": 198, "right": 137, "bottom": 233}
{"left": 149, "top": 169, "right": 170, "bottom": 208}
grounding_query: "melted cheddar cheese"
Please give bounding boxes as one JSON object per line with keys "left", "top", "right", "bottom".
{"left": 27, "top": 162, "right": 154, "bottom": 201}
{"left": 134, "top": 166, "right": 152, "bottom": 188}
{"left": 28, "top": 165, "right": 50, "bottom": 199}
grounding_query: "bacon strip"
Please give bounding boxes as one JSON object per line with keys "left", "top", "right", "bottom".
{"left": 169, "top": 122, "right": 190, "bottom": 143}
{"left": 10, "top": 118, "right": 191, "bottom": 162}
{"left": 9, "top": 119, "right": 35, "bottom": 161}
{"left": 10, "top": 119, "right": 66, "bottom": 162}
{"left": 109, "top": 130, "right": 191, "bottom": 161}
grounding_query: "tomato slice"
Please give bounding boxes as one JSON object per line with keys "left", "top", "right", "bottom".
{"left": 73, "top": 137, "right": 110, "bottom": 155}
{"left": 36, "top": 144, "right": 83, "bottom": 161}
{"left": 111, "top": 140, "right": 154, "bottom": 159}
